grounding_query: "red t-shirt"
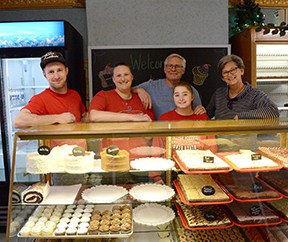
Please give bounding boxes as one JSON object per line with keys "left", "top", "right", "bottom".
{"left": 159, "top": 109, "right": 209, "bottom": 121}
{"left": 89, "top": 89, "right": 155, "bottom": 153}
{"left": 23, "top": 88, "right": 86, "bottom": 122}
{"left": 89, "top": 89, "right": 155, "bottom": 120}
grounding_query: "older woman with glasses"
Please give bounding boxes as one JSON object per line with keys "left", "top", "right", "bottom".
{"left": 206, "top": 54, "right": 279, "bottom": 120}
{"left": 206, "top": 54, "right": 279, "bottom": 152}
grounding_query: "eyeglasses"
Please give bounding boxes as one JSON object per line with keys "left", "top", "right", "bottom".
{"left": 222, "top": 67, "right": 238, "bottom": 77}
{"left": 166, "top": 64, "right": 184, "bottom": 70}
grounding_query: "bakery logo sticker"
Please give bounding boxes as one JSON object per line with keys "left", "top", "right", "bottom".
{"left": 252, "top": 182, "right": 264, "bottom": 193}
{"left": 251, "top": 154, "right": 262, "bottom": 160}
{"left": 250, "top": 205, "right": 262, "bottom": 216}
{"left": 202, "top": 185, "right": 216, "bottom": 196}
{"left": 203, "top": 156, "right": 214, "bottom": 163}
{"left": 204, "top": 210, "right": 218, "bottom": 221}
{"left": 72, "top": 146, "right": 85, "bottom": 156}
{"left": 106, "top": 145, "right": 119, "bottom": 156}
{"left": 37, "top": 145, "right": 51, "bottom": 155}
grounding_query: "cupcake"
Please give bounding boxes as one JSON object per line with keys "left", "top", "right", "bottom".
{"left": 46, "top": 220, "right": 56, "bottom": 230}
{"left": 110, "top": 223, "right": 121, "bottom": 233}
{"left": 30, "top": 226, "right": 42, "bottom": 236}
{"left": 78, "top": 222, "right": 90, "bottom": 228}
{"left": 121, "top": 223, "right": 131, "bottom": 233}
{"left": 41, "top": 226, "right": 53, "bottom": 236}
{"left": 99, "top": 224, "right": 110, "bottom": 234}
{"left": 80, "top": 216, "right": 90, "bottom": 223}
{"left": 100, "top": 219, "right": 110, "bottom": 226}
{"left": 91, "top": 214, "right": 101, "bottom": 221}
{"left": 19, "top": 226, "right": 31, "bottom": 236}
{"left": 24, "top": 221, "right": 35, "bottom": 228}
{"left": 77, "top": 227, "right": 88, "bottom": 235}
{"left": 66, "top": 226, "right": 77, "bottom": 235}
{"left": 54, "top": 227, "right": 66, "bottom": 236}
{"left": 62, "top": 213, "right": 72, "bottom": 219}
{"left": 85, "top": 204, "right": 95, "bottom": 210}
{"left": 67, "top": 204, "right": 77, "bottom": 209}
{"left": 64, "top": 208, "right": 75, "bottom": 214}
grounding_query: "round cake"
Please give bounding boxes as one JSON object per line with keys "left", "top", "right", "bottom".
{"left": 26, "top": 152, "right": 51, "bottom": 174}
{"left": 64, "top": 152, "right": 95, "bottom": 173}
{"left": 100, "top": 149, "right": 130, "bottom": 172}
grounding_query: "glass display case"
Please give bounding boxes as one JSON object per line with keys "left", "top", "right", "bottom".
{"left": 6, "top": 119, "right": 288, "bottom": 242}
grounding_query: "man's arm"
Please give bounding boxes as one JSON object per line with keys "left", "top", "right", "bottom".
{"left": 89, "top": 110, "right": 152, "bottom": 122}
{"left": 13, "top": 109, "right": 76, "bottom": 129}
{"left": 131, "top": 87, "right": 152, "bottom": 109}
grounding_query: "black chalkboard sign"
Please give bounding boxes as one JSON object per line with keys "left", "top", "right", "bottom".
{"left": 89, "top": 45, "right": 230, "bottom": 107}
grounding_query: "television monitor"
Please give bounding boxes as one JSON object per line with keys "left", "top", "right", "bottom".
{"left": 0, "top": 21, "right": 65, "bottom": 48}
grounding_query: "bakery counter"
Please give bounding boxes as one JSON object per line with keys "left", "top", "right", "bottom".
{"left": 7, "top": 119, "right": 288, "bottom": 241}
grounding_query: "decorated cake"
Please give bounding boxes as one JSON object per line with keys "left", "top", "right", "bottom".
{"left": 64, "top": 147, "right": 95, "bottom": 173}
{"left": 49, "top": 144, "right": 78, "bottom": 172}
{"left": 26, "top": 152, "right": 51, "bottom": 174}
{"left": 258, "top": 146, "right": 288, "bottom": 167}
{"left": 100, "top": 145, "right": 130, "bottom": 172}
{"left": 175, "top": 149, "right": 230, "bottom": 171}
{"left": 224, "top": 152, "right": 279, "bottom": 170}
{"left": 258, "top": 170, "right": 288, "bottom": 196}
{"left": 225, "top": 201, "right": 280, "bottom": 225}
{"left": 216, "top": 172, "right": 280, "bottom": 200}
{"left": 177, "top": 174, "right": 229, "bottom": 202}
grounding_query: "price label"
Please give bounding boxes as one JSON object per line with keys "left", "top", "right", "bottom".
{"left": 250, "top": 205, "right": 262, "bottom": 216}
{"left": 201, "top": 185, "right": 216, "bottom": 196}
{"left": 204, "top": 210, "right": 218, "bottom": 221}
{"left": 252, "top": 182, "right": 264, "bottom": 193}
{"left": 106, "top": 145, "right": 119, "bottom": 156}
{"left": 203, "top": 156, "right": 214, "bottom": 163}
{"left": 251, "top": 154, "right": 262, "bottom": 160}
{"left": 37, "top": 145, "right": 51, "bottom": 155}
{"left": 72, "top": 146, "right": 85, "bottom": 156}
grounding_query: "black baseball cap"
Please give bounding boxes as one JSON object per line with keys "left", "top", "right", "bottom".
{"left": 40, "top": 51, "right": 66, "bottom": 69}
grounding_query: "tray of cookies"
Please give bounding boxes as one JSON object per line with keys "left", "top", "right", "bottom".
{"left": 17, "top": 204, "right": 133, "bottom": 238}
{"left": 258, "top": 147, "right": 288, "bottom": 169}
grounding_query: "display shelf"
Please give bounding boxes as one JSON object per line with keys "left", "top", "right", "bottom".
{"left": 6, "top": 118, "right": 288, "bottom": 241}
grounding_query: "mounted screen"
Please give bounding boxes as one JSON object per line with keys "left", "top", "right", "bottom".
{"left": 0, "top": 21, "right": 65, "bottom": 48}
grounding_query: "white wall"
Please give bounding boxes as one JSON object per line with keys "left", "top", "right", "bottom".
{"left": 86, "top": 0, "right": 229, "bottom": 46}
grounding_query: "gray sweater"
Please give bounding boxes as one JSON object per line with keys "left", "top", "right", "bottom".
{"left": 206, "top": 82, "right": 279, "bottom": 120}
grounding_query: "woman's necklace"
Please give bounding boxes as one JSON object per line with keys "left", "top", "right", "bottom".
{"left": 118, "top": 91, "right": 133, "bottom": 111}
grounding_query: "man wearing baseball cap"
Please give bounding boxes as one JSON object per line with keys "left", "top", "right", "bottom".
{"left": 13, "top": 51, "right": 88, "bottom": 129}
